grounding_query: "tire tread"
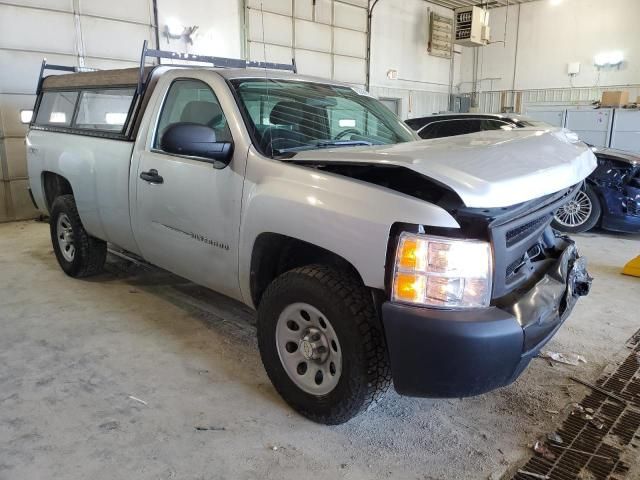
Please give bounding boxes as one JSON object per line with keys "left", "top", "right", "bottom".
{"left": 258, "top": 264, "right": 391, "bottom": 424}
{"left": 50, "top": 194, "right": 106, "bottom": 277}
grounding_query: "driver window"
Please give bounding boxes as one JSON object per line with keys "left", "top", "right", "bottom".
{"left": 154, "top": 79, "right": 232, "bottom": 149}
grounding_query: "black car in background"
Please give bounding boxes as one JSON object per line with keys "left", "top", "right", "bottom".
{"left": 404, "top": 113, "right": 548, "bottom": 139}
{"left": 405, "top": 113, "right": 640, "bottom": 234}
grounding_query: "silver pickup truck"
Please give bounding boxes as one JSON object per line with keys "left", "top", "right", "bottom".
{"left": 27, "top": 46, "right": 595, "bottom": 424}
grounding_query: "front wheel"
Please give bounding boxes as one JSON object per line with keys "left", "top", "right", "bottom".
{"left": 552, "top": 185, "right": 601, "bottom": 233}
{"left": 257, "top": 265, "right": 391, "bottom": 424}
{"left": 50, "top": 194, "right": 107, "bottom": 277}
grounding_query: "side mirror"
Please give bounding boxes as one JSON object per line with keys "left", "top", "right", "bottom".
{"left": 160, "top": 122, "right": 233, "bottom": 167}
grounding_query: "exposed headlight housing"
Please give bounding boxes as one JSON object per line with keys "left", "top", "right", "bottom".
{"left": 391, "top": 233, "right": 493, "bottom": 309}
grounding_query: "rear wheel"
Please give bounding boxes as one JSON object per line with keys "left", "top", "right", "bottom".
{"left": 50, "top": 194, "right": 106, "bottom": 277}
{"left": 552, "top": 185, "right": 601, "bottom": 233}
{"left": 257, "top": 264, "right": 391, "bottom": 424}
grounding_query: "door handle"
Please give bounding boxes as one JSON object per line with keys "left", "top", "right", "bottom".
{"left": 140, "top": 169, "right": 164, "bottom": 184}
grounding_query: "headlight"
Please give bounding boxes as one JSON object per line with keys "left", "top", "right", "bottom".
{"left": 391, "top": 232, "right": 493, "bottom": 309}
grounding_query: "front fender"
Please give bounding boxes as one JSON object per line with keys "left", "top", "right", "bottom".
{"left": 238, "top": 148, "right": 460, "bottom": 306}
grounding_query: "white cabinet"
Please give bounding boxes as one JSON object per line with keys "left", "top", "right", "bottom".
{"left": 565, "top": 108, "right": 613, "bottom": 147}
{"left": 610, "top": 109, "right": 640, "bottom": 154}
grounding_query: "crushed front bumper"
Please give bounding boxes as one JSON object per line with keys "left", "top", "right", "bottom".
{"left": 381, "top": 239, "right": 592, "bottom": 398}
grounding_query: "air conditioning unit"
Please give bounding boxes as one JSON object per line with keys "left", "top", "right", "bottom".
{"left": 454, "top": 6, "right": 490, "bottom": 46}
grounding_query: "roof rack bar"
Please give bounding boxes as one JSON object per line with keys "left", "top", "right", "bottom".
{"left": 136, "top": 40, "right": 296, "bottom": 92}
{"left": 36, "top": 59, "right": 99, "bottom": 94}
{"left": 137, "top": 40, "right": 149, "bottom": 95}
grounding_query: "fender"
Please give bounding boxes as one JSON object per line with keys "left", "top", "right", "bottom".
{"left": 238, "top": 147, "right": 460, "bottom": 307}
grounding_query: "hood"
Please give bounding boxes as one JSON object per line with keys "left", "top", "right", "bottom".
{"left": 291, "top": 128, "right": 597, "bottom": 208}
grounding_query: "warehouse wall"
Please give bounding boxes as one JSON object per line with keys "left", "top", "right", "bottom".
{"left": 0, "top": 0, "right": 456, "bottom": 222}
{"left": 369, "top": 0, "right": 459, "bottom": 119}
{"left": 0, "top": 0, "right": 156, "bottom": 222}
{"left": 459, "top": 0, "right": 640, "bottom": 93}
{"left": 156, "top": 0, "right": 243, "bottom": 58}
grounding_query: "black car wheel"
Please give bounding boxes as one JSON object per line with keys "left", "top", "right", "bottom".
{"left": 552, "top": 185, "right": 601, "bottom": 233}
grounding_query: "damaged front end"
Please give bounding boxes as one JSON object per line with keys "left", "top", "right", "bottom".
{"left": 381, "top": 182, "right": 593, "bottom": 398}
{"left": 591, "top": 150, "right": 640, "bottom": 233}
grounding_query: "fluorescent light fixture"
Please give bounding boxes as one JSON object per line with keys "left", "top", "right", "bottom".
{"left": 549, "top": 0, "right": 562, "bottom": 5}
{"left": 49, "top": 112, "right": 66, "bottom": 123}
{"left": 339, "top": 119, "right": 356, "bottom": 128}
{"left": 594, "top": 51, "right": 624, "bottom": 67}
{"left": 20, "top": 109, "right": 33, "bottom": 124}
{"left": 105, "top": 112, "right": 127, "bottom": 125}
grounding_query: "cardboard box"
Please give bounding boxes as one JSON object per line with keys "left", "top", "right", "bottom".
{"left": 601, "top": 91, "right": 629, "bottom": 107}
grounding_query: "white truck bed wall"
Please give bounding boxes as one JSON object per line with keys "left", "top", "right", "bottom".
{"left": 28, "top": 131, "right": 140, "bottom": 255}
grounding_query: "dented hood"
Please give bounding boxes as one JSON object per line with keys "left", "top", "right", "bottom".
{"left": 291, "top": 128, "right": 597, "bottom": 208}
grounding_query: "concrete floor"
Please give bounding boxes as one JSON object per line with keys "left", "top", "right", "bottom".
{"left": 1, "top": 220, "right": 639, "bottom": 480}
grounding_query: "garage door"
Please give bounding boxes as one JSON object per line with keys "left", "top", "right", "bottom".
{"left": 0, "top": 0, "right": 155, "bottom": 221}
{"left": 245, "top": 0, "right": 368, "bottom": 86}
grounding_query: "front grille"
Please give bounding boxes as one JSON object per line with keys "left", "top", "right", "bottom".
{"left": 509, "top": 329, "right": 640, "bottom": 480}
{"left": 506, "top": 244, "right": 543, "bottom": 279}
{"left": 506, "top": 215, "right": 551, "bottom": 248}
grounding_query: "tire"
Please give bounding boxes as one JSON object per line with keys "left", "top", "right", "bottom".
{"left": 552, "top": 185, "right": 601, "bottom": 234}
{"left": 257, "top": 264, "right": 391, "bottom": 425}
{"left": 49, "top": 194, "right": 107, "bottom": 277}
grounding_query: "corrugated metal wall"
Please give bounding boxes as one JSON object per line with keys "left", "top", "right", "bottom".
{"left": 245, "top": 0, "right": 368, "bottom": 86}
{"left": 0, "top": 0, "right": 156, "bottom": 222}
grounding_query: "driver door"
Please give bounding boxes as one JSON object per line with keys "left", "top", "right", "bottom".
{"left": 131, "top": 73, "right": 244, "bottom": 301}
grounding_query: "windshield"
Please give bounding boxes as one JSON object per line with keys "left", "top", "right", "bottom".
{"left": 230, "top": 78, "right": 417, "bottom": 157}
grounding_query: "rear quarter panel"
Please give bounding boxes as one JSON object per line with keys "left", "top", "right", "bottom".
{"left": 26, "top": 130, "right": 139, "bottom": 254}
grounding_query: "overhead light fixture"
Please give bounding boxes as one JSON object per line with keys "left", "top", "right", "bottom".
{"left": 164, "top": 19, "right": 198, "bottom": 45}
{"left": 594, "top": 51, "right": 624, "bottom": 67}
{"left": 549, "top": 0, "right": 563, "bottom": 5}
{"left": 165, "top": 18, "right": 184, "bottom": 38}
{"left": 49, "top": 112, "right": 66, "bottom": 123}
{"left": 105, "top": 112, "right": 127, "bottom": 125}
{"left": 20, "top": 109, "right": 33, "bottom": 124}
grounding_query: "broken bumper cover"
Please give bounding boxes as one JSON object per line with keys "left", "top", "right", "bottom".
{"left": 381, "top": 240, "right": 592, "bottom": 398}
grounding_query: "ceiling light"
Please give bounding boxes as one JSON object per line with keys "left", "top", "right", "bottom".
{"left": 165, "top": 18, "right": 184, "bottom": 38}
{"left": 594, "top": 51, "right": 624, "bottom": 67}
{"left": 20, "top": 109, "right": 33, "bottom": 124}
{"left": 549, "top": 0, "right": 563, "bottom": 5}
{"left": 105, "top": 112, "right": 127, "bottom": 125}
{"left": 49, "top": 112, "right": 66, "bottom": 123}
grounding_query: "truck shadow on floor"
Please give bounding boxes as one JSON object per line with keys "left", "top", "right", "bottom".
{"left": 85, "top": 254, "right": 290, "bottom": 411}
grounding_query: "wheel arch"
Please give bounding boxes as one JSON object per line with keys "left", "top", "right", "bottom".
{"left": 249, "top": 232, "right": 368, "bottom": 308}
{"left": 41, "top": 171, "right": 74, "bottom": 213}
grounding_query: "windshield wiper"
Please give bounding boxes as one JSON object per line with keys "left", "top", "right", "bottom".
{"left": 314, "top": 140, "right": 373, "bottom": 148}
{"left": 275, "top": 140, "right": 374, "bottom": 154}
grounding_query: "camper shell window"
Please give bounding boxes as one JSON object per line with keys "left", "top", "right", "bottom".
{"left": 34, "top": 91, "right": 78, "bottom": 127}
